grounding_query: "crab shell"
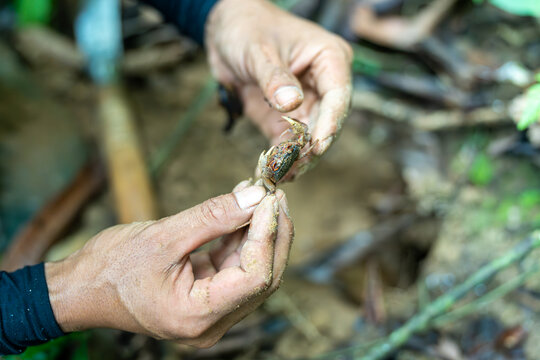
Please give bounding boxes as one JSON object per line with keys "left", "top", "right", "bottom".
{"left": 260, "top": 140, "right": 302, "bottom": 184}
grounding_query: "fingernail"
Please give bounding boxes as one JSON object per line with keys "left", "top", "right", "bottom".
{"left": 234, "top": 186, "right": 266, "bottom": 209}
{"left": 273, "top": 86, "right": 303, "bottom": 111}
{"left": 233, "top": 179, "right": 253, "bottom": 192}
{"left": 315, "top": 135, "right": 334, "bottom": 155}
{"left": 276, "top": 190, "right": 290, "bottom": 217}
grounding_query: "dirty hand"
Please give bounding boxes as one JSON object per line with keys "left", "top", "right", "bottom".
{"left": 206, "top": 0, "right": 353, "bottom": 177}
{"left": 45, "top": 181, "right": 293, "bottom": 347}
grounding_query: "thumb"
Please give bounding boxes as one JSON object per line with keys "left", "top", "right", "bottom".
{"left": 162, "top": 185, "right": 267, "bottom": 254}
{"left": 250, "top": 45, "right": 304, "bottom": 112}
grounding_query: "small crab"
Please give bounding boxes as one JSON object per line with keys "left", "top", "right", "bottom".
{"left": 256, "top": 116, "right": 313, "bottom": 193}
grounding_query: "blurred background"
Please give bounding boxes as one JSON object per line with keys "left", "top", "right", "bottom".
{"left": 1, "top": 0, "right": 540, "bottom": 358}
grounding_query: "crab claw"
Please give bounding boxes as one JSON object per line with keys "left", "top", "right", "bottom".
{"left": 281, "top": 116, "right": 311, "bottom": 146}
{"left": 281, "top": 116, "right": 305, "bottom": 132}
{"left": 256, "top": 150, "right": 266, "bottom": 177}
{"left": 256, "top": 146, "right": 274, "bottom": 176}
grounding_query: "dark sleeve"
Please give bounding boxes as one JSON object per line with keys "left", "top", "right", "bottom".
{"left": 141, "top": 0, "right": 220, "bottom": 45}
{"left": 0, "top": 263, "right": 64, "bottom": 355}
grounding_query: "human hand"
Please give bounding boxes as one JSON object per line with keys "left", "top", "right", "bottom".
{"left": 206, "top": 0, "right": 353, "bottom": 179}
{"left": 45, "top": 181, "right": 293, "bottom": 347}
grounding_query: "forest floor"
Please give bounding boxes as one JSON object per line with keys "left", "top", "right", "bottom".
{"left": 1, "top": 0, "right": 540, "bottom": 359}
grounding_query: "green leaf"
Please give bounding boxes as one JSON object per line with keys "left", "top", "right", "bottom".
{"left": 489, "top": 0, "right": 540, "bottom": 17}
{"left": 5, "top": 332, "right": 87, "bottom": 360}
{"left": 517, "top": 84, "right": 540, "bottom": 130}
{"left": 519, "top": 189, "right": 540, "bottom": 209}
{"left": 15, "top": 0, "right": 53, "bottom": 26}
{"left": 469, "top": 153, "right": 494, "bottom": 186}
{"left": 351, "top": 44, "right": 382, "bottom": 76}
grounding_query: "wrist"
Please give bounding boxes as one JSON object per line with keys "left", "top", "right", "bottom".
{"left": 45, "top": 260, "right": 75, "bottom": 332}
{"left": 45, "top": 258, "right": 86, "bottom": 332}
{"left": 45, "top": 233, "right": 150, "bottom": 335}
{"left": 45, "top": 253, "right": 112, "bottom": 332}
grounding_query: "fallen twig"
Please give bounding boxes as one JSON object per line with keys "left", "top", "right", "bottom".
{"left": 0, "top": 161, "right": 105, "bottom": 272}
{"left": 352, "top": 90, "right": 513, "bottom": 130}
{"left": 122, "top": 43, "right": 191, "bottom": 75}
{"left": 363, "top": 260, "right": 387, "bottom": 325}
{"left": 350, "top": 0, "right": 458, "bottom": 51}
{"left": 14, "top": 26, "right": 191, "bottom": 76}
{"left": 431, "top": 264, "right": 540, "bottom": 328}
{"left": 349, "top": 0, "right": 488, "bottom": 88}
{"left": 358, "top": 231, "right": 540, "bottom": 360}
{"left": 297, "top": 214, "right": 416, "bottom": 284}
{"left": 313, "top": 231, "right": 540, "bottom": 359}
{"left": 14, "top": 26, "right": 85, "bottom": 71}
{"left": 99, "top": 84, "right": 159, "bottom": 222}
{"left": 375, "top": 72, "right": 469, "bottom": 108}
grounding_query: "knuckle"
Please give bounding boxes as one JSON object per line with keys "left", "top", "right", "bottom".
{"left": 257, "top": 41, "right": 275, "bottom": 60}
{"left": 325, "top": 35, "right": 353, "bottom": 63}
{"left": 198, "top": 197, "right": 229, "bottom": 226}
{"left": 334, "top": 37, "right": 353, "bottom": 63}
{"left": 342, "top": 42, "right": 354, "bottom": 62}
{"left": 137, "top": 220, "right": 164, "bottom": 240}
